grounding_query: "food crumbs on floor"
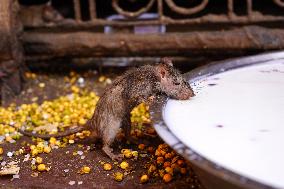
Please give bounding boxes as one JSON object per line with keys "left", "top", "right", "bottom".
{"left": 140, "top": 174, "right": 149, "bottom": 183}
{"left": 114, "top": 172, "right": 124, "bottom": 182}
{"left": 37, "top": 164, "right": 46, "bottom": 172}
{"left": 120, "top": 161, "right": 129, "bottom": 170}
{"left": 103, "top": 163, "right": 112, "bottom": 171}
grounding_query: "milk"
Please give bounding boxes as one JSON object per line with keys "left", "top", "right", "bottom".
{"left": 164, "top": 60, "right": 284, "bottom": 188}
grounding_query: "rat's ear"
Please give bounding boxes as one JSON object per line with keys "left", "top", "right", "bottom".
{"left": 156, "top": 64, "right": 168, "bottom": 81}
{"left": 160, "top": 57, "right": 173, "bottom": 67}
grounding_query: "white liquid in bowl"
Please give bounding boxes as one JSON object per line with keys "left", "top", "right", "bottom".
{"left": 164, "top": 60, "right": 284, "bottom": 188}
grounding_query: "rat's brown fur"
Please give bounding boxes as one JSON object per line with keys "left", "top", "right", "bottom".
{"left": 2, "top": 58, "right": 195, "bottom": 160}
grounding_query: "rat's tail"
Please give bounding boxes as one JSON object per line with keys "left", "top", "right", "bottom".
{"left": 0, "top": 122, "right": 88, "bottom": 139}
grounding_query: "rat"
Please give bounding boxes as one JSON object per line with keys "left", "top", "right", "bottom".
{"left": 19, "top": 2, "right": 64, "bottom": 27}
{"left": 1, "top": 58, "right": 195, "bottom": 160}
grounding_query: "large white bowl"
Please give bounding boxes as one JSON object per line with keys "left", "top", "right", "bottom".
{"left": 151, "top": 51, "right": 284, "bottom": 189}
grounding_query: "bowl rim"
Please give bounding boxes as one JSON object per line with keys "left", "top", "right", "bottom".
{"left": 150, "top": 51, "right": 284, "bottom": 189}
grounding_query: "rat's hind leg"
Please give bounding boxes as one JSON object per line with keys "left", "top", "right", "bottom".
{"left": 101, "top": 120, "right": 123, "bottom": 161}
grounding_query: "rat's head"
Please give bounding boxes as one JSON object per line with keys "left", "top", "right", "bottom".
{"left": 155, "top": 58, "right": 195, "bottom": 100}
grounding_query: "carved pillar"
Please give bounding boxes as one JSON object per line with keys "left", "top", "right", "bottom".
{"left": 0, "top": 0, "right": 24, "bottom": 105}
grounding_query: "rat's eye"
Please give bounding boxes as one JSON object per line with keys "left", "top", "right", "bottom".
{"left": 174, "top": 81, "right": 180, "bottom": 85}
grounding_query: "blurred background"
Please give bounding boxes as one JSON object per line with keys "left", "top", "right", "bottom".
{"left": 2, "top": 0, "right": 284, "bottom": 102}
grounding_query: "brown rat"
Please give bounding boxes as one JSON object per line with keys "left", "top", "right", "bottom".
{"left": 1, "top": 58, "right": 195, "bottom": 160}
{"left": 19, "top": 3, "right": 64, "bottom": 27}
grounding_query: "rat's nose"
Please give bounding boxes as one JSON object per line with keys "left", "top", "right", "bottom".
{"left": 190, "top": 89, "right": 195, "bottom": 97}
{"left": 186, "top": 88, "right": 195, "bottom": 98}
